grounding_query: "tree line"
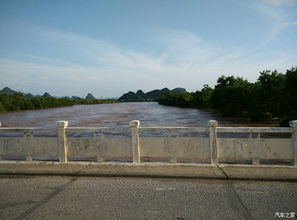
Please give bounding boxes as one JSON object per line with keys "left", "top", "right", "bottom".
{"left": 0, "top": 93, "right": 117, "bottom": 112}
{"left": 158, "top": 67, "right": 297, "bottom": 125}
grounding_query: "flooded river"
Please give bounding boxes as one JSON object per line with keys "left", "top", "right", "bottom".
{"left": 0, "top": 102, "right": 255, "bottom": 127}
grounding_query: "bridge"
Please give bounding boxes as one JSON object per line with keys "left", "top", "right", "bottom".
{"left": 0, "top": 120, "right": 296, "bottom": 180}
{"left": 1, "top": 120, "right": 297, "bottom": 219}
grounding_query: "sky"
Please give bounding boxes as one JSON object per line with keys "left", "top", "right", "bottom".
{"left": 0, "top": 0, "right": 296, "bottom": 98}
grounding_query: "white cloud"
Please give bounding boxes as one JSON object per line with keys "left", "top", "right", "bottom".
{"left": 150, "top": 28, "right": 219, "bottom": 69}
{"left": 281, "top": 21, "right": 297, "bottom": 27}
{"left": 0, "top": 23, "right": 295, "bottom": 97}
{"left": 39, "top": 27, "right": 172, "bottom": 74}
{"left": 263, "top": 0, "right": 296, "bottom": 6}
{"left": 252, "top": 0, "right": 297, "bottom": 47}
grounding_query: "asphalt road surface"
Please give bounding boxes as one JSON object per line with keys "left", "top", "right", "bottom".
{"left": 0, "top": 175, "right": 297, "bottom": 220}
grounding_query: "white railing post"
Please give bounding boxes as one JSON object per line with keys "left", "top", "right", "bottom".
{"left": 57, "top": 121, "right": 68, "bottom": 163}
{"left": 130, "top": 120, "right": 140, "bottom": 163}
{"left": 24, "top": 131, "right": 33, "bottom": 161}
{"left": 208, "top": 120, "right": 218, "bottom": 164}
{"left": 252, "top": 133, "right": 261, "bottom": 165}
{"left": 290, "top": 120, "right": 297, "bottom": 166}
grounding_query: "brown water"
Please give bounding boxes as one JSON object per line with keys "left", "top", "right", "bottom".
{"left": 0, "top": 102, "right": 251, "bottom": 127}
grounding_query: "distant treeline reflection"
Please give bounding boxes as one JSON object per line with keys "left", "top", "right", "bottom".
{"left": 158, "top": 67, "right": 297, "bottom": 125}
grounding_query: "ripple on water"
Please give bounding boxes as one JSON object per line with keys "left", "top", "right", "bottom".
{"left": 0, "top": 102, "right": 262, "bottom": 127}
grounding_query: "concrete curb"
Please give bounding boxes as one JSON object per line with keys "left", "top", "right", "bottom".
{"left": 219, "top": 164, "right": 297, "bottom": 180}
{"left": 0, "top": 161, "right": 226, "bottom": 178}
{"left": 0, "top": 161, "right": 296, "bottom": 180}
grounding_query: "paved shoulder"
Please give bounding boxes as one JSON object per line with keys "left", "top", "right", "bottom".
{"left": 0, "top": 176, "right": 297, "bottom": 220}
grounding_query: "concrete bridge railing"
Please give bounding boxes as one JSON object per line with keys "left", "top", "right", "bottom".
{"left": 1, "top": 120, "right": 297, "bottom": 180}
{"left": 0, "top": 120, "right": 296, "bottom": 166}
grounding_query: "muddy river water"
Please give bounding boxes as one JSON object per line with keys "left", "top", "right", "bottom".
{"left": 0, "top": 102, "right": 257, "bottom": 128}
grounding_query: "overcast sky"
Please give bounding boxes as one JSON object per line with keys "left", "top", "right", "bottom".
{"left": 0, "top": 0, "right": 296, "bottom": 98}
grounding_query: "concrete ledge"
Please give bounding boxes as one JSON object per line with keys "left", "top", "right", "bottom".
{"left": 219, "top": 164, "right": 297, "bottom": 180}
{"left": 1, "top": 161, "right": 296, "bottom": 180}
{"left": 0, "top": 161, "right": 226, "bottom": 179}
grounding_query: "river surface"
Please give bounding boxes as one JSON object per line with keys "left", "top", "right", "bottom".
{"left": 0, "top": 102, "right": 254, "bottom": 127}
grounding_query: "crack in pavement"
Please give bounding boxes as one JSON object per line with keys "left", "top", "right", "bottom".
{"left": 217, "top": 165, "right": 253, "bottom": 219}
{"left": 13, "top": 178, "right": 77, "bottom": 220}
{"left": 0, "top": 201, "right": 36, "bottom": 209}
{"left": 227, "top": 183, "right": 253, "bottom": 220}
{"left": 217, "top": 165, "right": 229, "bottom": 179}
{"left": 75, "top": 162, "right": 92, "bottom": 175}
{"left": 12, "top": 162, "right": 92, "bottom": 220}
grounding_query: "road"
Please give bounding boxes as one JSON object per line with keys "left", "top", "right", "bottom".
{"left": 0, "top": 175, "right": 297, "bottom": 220}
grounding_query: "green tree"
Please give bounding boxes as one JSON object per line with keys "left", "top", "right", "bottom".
{"left": 280, "top": 67, "right": 297, "bottom": 124}
{"left": 192, "top": 84, "right": 213, "bottom": 108}
{"left": 210, "top": 76, "right": 253, "bottom": 117}
{"left": 256, "top": 70, "right": 286, "bottom": 120}
{"left": 0, "top": 102, "right": 5, "bottom": 112}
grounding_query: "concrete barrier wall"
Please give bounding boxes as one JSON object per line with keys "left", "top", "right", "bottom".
{"left": 140, "top": 137, "right": 209, "bottom": 159}
{"left": 68, "top": 138, "right": 132, "bottom": 158}
{"left": 218, "top": 138, "right": 293, "bottom": 160}
{"left": 0, "top": 137, "right": 58, "bottom": 157}
{"left": 0, "top": 120, "right": 296, "bottom": 167}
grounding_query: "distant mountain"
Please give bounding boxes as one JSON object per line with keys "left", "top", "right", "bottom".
{"left": 86, "top": 93, "right": 96, "bottom": 100}
{"left": 24, "top": 93, "right": 34, "bottom": 99}
{"left": 136, "top": 89, "right": 144, "bottom": 96}
{"left": 171, "top": 87, "right": 187, "bottom": 93}
{"left": 118, "top": 87, "right": 187, "bottom": 102}
{"left": 0, "top": 87, "right": 19, "bottom": 95}
{"left": 118, "top": 91, "right": 144, "bottom": 102}
{"left": 42, "top": 92, "right": 51, "bottom": 98}
{"left": 143, "top": 88, "right": 170, "bottom": 100}
{"left": 71, "top": 96, "right": 82, "bottom": 101}
{"left": 0, "top": 87, "right": 97, "bottom": 101}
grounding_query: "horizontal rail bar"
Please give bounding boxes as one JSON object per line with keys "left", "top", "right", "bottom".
{"left": 67, "top": 127, "right": 130, "bottom": 133}
{"left": 0, "top": 127, "right": 53, "bottom": 132}
{"left": 139, "top": 127, "right": 208, "bottom": 133}
{"left": 0, "top": 126, "right": 292, "bottom": 134}
{"left": 217, "top": 127, "right": 293, "bottom": 133}
{"left": 1, "top": 126, "right": 292, "bottom": 134}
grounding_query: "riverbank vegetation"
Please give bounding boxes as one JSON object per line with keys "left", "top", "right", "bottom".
{"left": 0, "top": 93, "right": 117, "bottom": 112}
{"left": 158, "top": 67, "right": 297, "bottom": 125}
